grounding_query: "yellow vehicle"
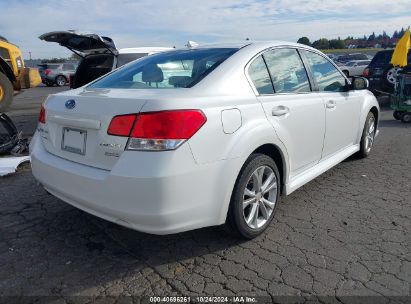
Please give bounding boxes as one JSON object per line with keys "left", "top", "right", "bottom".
{"left": 0, "top": 35, "right": 41, "bottom": 112}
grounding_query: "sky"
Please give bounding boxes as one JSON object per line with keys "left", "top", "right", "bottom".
{"left": 1, "top": 0, "right": 411, "bottom": 59}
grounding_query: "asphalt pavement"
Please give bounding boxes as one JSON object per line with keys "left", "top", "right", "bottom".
{"left": 0, "top": 86, "right": 410, "bottom": 302}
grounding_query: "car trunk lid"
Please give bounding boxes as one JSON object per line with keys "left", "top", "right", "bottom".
{"left": 40, "top": 89, "right": 149, "bottom": 171}
{"left": 39, "top": 31, "right": 118, "bottom": 57}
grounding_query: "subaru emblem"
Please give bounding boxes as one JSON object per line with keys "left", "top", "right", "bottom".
{"left": 65, "top": 99, "right": 76, "bottom": 109}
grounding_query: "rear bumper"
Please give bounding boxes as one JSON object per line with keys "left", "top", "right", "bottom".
{"left": 30, "top": 132, "right": 242, "bottom": 234}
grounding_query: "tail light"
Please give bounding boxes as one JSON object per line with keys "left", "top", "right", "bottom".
{"left": 107, "top": 110, "right": 206, "bottom": 151}
{"left": 362, "top": 68, "right": 369, "bottom": 77}
{"left": 44, "top": 69, "right": 51, "bottom": 75}
{"left": 38, "top": 105, "right": 46, "bottom": 124}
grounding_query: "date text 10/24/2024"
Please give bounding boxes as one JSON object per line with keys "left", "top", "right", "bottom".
{"left": 149, "top": 296, "right": 258, "bottom": 303}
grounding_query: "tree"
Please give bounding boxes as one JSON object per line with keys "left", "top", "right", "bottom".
{"left": 393, "top": 30, "right": 399, "bottom": 39}
{"left": 312, "top": 38, "right": 329, "bottom": 50}
{"left": 329, "top": 39, "right": 345, "bottom": 49}
{"left": 297, "top": 36, "right": 311, "bottom": 46}
{"left": 368, "top": 32, "right": 376, "bottom": 41}
{"left": 69, "top": 53, "right": 82, "bottom": 61}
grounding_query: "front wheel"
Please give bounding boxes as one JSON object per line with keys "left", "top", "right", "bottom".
{"left": 393, "top": 111, "right": 403, "bottom": 120}
{"left": 357, "top": 112, "right": 376, "bottom": 158}
{"left": 401, "top": 112, "right": 411, "bottom": 123}
{"left": 226, "top": 154, "right": 280, "bottom": 239}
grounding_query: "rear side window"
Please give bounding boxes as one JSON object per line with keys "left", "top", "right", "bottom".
{"left": 263, "top": 49, "right": 311, "bottom": 93}
{"left": 62, "top": 64, "right": 75, "bottom": 70}
{"left": 48, "top": 65, "right": 59, "bottom": 70}
{"left": 117, "top": 53, "right": 148, "bottom": 67}
{"left": 89, "top": 48, "right": 238, "bottom": 89}
{"left": 248, "top": 55, "right": 274, "bottom": 94}
{"left": 303, "top": 51, "right": 346, "bottom": 92}
{"left": 370, "top": 51, "right": 393, "bottom": 66}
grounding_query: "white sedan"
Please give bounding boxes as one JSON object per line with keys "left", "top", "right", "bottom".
{"left": 340, "top": 60, "right": 371, "bottom": 77}
{"left": 30, "top": 42, "right": 380, "bottom": 239}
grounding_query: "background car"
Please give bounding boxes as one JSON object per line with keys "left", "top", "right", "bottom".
{"left": 38, "top": 63, "right": 77, "bottom": 87}
{"left": 31, "top": 42, "right": 379, "bottom": 239}
{"left": 340, "top": 60, "right": 371, "bottom": 77}
{"left": 336, "top": 53, "right": 369, "bottom": 64}
{"left": 39, "top": 31, "right": 173, "bottom": 89}
{"left": 363, "top": 49, "right": 410, "bottom": 94}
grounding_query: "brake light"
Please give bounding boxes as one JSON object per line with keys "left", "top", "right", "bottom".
{"left": 131, "top": 110, "right": 206, "bottom": 139}
{"left": 107, "top": 110, "right": 206, "bottom": 151}
{"left": 107, "top": 114, "right": 137, "bottom": 136}
{"left": 44, "top": 69, "right": 51, "bottom": 75}
{"left": 363, "top": 68, "right": 369, "bottom": 77}
{"left": 38, "top": 105, "right": 46, "bottom": 124}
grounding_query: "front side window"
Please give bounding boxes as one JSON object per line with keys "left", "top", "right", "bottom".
{"left": 89, "top": 48, "right": 238, "bottom": 89}
{"left": 248, "top": 55, "right": 274, "bottom": 94}
{"left": 263, "top": 49, "right": 311, "bottom": 93}
{"left": 303, "top": 51, "right": 346, "bottom": 92}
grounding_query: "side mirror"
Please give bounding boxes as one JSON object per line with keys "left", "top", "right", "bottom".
{"left": 351, "top": 77, "right": 369, "bottom": 90}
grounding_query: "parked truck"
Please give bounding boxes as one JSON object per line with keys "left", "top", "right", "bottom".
{"left": 0, "top": 35, "right": 41, "bottom": 112}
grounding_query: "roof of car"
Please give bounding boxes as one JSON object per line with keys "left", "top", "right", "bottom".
{"left": 118, "top": 47, "right": 174, "bottom": 54}
{"left": 186, "top": 41, "right": 319, "bottom": 52}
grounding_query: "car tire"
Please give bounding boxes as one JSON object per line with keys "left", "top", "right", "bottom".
{"left": 342, "top": 70, "right": 349, "bottom": 77}
{"left": 0, "top": 72, "right": 14, "bottom": 113}
{"left": 55, "top": 75, "right": 67, "bottom": 87}
{"left": 383, "top": 67, "right": 402, "bottom": 93}
{"left": 401, "top": 112, "right": 411, "bottom": 123}
{"left": 226, "top": 153, "right": 281, "bottom": 239}
{"left": 393, "top": 111, "right": 403, "bottom": 120}
{"left": 357, "top": 112, "right": 376, "bottom": 158}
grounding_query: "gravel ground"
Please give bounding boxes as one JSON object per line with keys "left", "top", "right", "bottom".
{"left": 0, "top": 87, "right": 410, "bottom": 303}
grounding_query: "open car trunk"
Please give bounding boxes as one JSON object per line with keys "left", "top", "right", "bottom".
{"left": 71, "top": 53, "right": 114, "bottom": 88}
{"left": 39, "top": 31, "right": 118, "bottom": 88}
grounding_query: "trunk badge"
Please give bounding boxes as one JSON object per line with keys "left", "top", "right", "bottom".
{"left": 65, "top": 99, "right": 76, "bottom": 109}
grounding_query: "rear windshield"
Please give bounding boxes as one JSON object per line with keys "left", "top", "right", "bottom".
{"left": 89, "top": 48, "right": 238, "bottom": 89}
{"left": 370, "top": 50, "right": 393, "bottom": 65}
{"left": 47, "top": 64, "right": 60, "bottom": 70}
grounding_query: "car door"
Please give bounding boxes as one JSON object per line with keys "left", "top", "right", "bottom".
{"left": 248, "top": 48, "right": 326, "bottom": 177}
{"left": 301, "top": 50, "right": 362, "bottom": 158}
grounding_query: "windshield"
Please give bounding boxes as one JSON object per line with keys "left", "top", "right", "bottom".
{"left": 89, "top": 48, "right": 238, "bottom": 89}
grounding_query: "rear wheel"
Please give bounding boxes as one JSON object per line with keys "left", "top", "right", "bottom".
{"left": 357, "top": 112, "right": 376, "bottom": 158}
{"left": 55, "top": 75, "right": 67, "bottom": 87}
{"left": 226, "top": 154, "right": 280, "bottom": 239}
{"left": 393, "top": 111, "right": 403, "bottom": 120}
{"left": 401, "top": 112, "right": 411, "bottom": 123}
{"left": 0, "top": 72, "right": 13, "bottom": 112}
{"left": 342, "top": 70, "right": 349, "bottom": 77}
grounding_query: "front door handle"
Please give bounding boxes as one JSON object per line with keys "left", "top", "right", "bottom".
{"left": 326, "top": 100, "right": 337, "bottom": 109}
{"left": 272, "top": 106, "right": 289, "bottom": 116}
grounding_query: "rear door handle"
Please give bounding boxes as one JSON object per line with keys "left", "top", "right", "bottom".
{"left": 272, "top": 106, "right": 289, "bottom": 116}
{"left": 326, "top": 100, "right": 337, "bottom": 109}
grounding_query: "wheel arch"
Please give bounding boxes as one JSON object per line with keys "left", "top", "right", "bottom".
{"left": 0, "top": 57, "right": 16, "bottom": 82}
{"left": 252, "top": 144, "right": 287, "bottom": 194}
{"left": 356, "top": 93, "right": 380, "bottom": 143}
{"left": 55, "top": 74, "right": 68, "bottom": 81}
{"left": 218, "top": 137, "right": 290, "bottom": 224}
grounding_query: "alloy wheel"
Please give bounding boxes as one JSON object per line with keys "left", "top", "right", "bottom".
{"left": 365, "top": 116, "right": 375, "bottom": 153}
{"left": 56, "top": 76, "right": 66, "bottom": 86}
{"left": 387, "top": 67, "right": 402, "bottom": 85}
{"left": 242, "top": 165, "right": 278, "bottom": 229}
